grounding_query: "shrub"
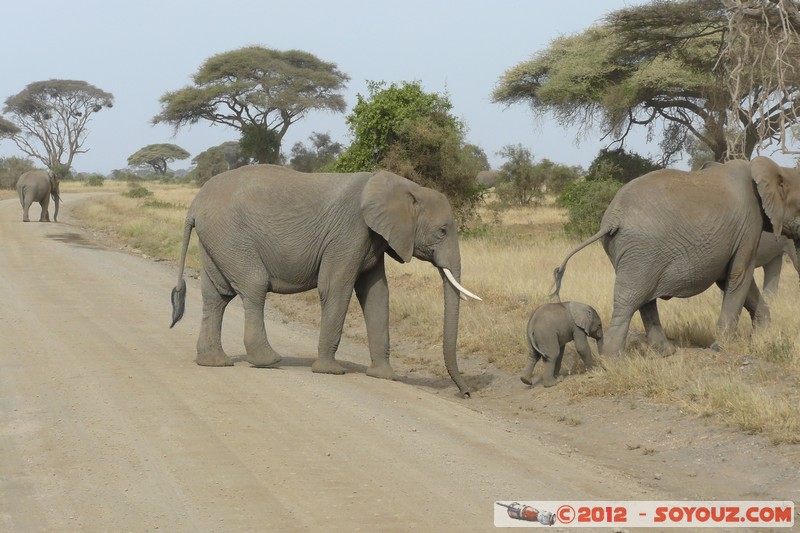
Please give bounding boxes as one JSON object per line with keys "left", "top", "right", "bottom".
{"left": 86, "top": 175, "right": 105, "bottom": 187}
{"left": 122, "top": 185, "right": 153, "bottom": 198}
{"left": 556, "top": 178, "right": 623, "bottom": 238}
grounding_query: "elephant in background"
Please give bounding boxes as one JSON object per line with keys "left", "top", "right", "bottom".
{"left": 748, "top": 232, "right": 800, "bottom": 300}
{"left": 170, "top": 165, "right": 481, "bottom": 397}
{"left": 475, "top": 170, "right": 501, "bottom": 188}
{"left": 17, "top": 169, "right": 60, "bottom": 222}
{"left": 554, "top": 156, "right": 800, "bottom": 355}
{"left": 521, "top": 301, "right": 603, "bottom": 387}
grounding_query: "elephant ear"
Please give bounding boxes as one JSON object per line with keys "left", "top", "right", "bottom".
{"left": 361, "top": 171, "right": 417, "bottom": 263}
{"left": 751, "top": 156, "right": 785, "bottom": 235}
{"left": 566, "top": 302, "right": 594, "bottom": 336}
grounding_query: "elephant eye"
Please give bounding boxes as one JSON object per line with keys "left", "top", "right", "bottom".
{"left": 438, "top": 226, "right": 447, "bottom": 237}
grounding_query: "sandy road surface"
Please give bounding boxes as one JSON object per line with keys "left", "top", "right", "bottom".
{"left": 1, "top": 194, "right": 796, "bottom": 532}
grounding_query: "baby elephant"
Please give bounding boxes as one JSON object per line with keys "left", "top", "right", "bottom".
{"left": 521, "top": 302, "right": 603, "bottom": 387}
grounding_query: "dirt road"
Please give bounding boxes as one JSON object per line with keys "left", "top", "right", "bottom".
{"left": 0, "top": 194, "right": 796, "bottom": 532}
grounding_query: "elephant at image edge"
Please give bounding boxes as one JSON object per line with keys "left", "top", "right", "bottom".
{"left": 170, "top": 164, "right": 481, "bottom": 397}
{"left": 703, "top": 162, "right": 800, "bottom": 302}
{"left": 553, "top": 156, "right": 800, "bottom": 355}
{"left": 17, "top": 169, "right": 60, "bottom": 222}
{"left": 520, "top": 301, "right": 603, "bottom": 387}
{"left": 747, "top": 232, "right": 800, "bottom": 302}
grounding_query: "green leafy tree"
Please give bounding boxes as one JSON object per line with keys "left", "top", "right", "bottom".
{"left": 585, "top": 148, "right": 661, "bottom": 183}
{"left": 127, "top": 143, "right": 190, "bottom": 175}
{"left": 494, "top": 145, "right": 542, "bottom": 206}
{"left": 0, "top": 156, "right": 36, "bottom": 189}
{"left": 557, "top": 179, "right": 624, "bottom": 238}
{"left": 189, "top": 141, "right": 249, "bottom": 186}
{"left": 336, "top": 81, "right": 485, "bottom": 222}
{"left": 153, "top": 47, "right": 350, "bottom": 163}
{"left": 3, "top": 79, "right": 113, "bottom": 171}
{"left": 492, "top": 0, "right": 800, "bottom": 161}
{"left": 289, "top": 132, "right": 343, "bottom": 172}
{"left": 539, "top": 160, "right": 583, "bottom": 195}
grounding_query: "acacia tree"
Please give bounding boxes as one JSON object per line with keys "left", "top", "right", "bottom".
{"left": 0, "top": 116, "right": 19, "bottom": 137}
{"left": 127, "top": 143, "right": 190, "bottom": 175}
{"left": 493, "top": 0, "right": 800, "bottom": 162}
{"left": 3, "top": 80, "right": 114, "bottom": 174}
{"left": 153, "top": 46, "right": 350, "bottom": 163}
{"left": 189, "top": 141, "right": 249, "bottom": 186}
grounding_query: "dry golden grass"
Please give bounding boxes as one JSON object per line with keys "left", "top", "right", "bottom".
{"left": 70, "top": 185, "right": 800, "bottom": 444}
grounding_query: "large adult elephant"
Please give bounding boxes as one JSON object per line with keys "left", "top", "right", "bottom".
{"left": 16, "top": 170, "right": 60, "bottom": 222}
{"left": 553, "top": 156, "right": 800, "bottom": 355}
{"left": 170, "top": 165, "right": 481, "bottom": 397}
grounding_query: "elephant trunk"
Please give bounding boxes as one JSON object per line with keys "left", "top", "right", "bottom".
{"left": 50, "top": 176, "right": 60, "bottom": 222}
{"left": 439, "top": 265, "right": 471, "bottom": 398}
{"left": 595, "top": 336, "right": 604, "bottom": 355}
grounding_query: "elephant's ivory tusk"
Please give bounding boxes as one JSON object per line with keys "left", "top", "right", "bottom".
{"left": 442, "top": 268, "right": 482, "bottom": 301}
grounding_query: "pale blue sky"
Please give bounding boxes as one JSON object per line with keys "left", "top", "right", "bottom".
{"left": 1, "top": 0, "right": 653, "bottom": 174}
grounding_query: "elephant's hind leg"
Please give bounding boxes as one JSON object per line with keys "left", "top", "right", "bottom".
{"left": 39, "top": 197, "right": 51, "bottom": 222}
{"left": 639, "top": 300, "right": 676, "bottom": 355}
{"left": 743, "top": 280, "right": 770, "bottom": 329}
{"left": 196, "top": 274, "right": 235, "bottom": 367}
{"left": 240, "top": 282, "right": 282, "bottom": 368}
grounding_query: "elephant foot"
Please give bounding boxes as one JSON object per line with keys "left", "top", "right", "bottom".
{"left": 520, "top": 375, "right": 542, "bottom": 387}
{"left": 650, "top": 338, "right": 677, "bottom": 356}
{"left": 246, "top": 349, "right": 282, "bottom": 368}
{"left": 22, "top": 218, "right": 29, "bottom": 222}
{"left": 195, "top": 350, "right": 234, "bottom": 367}
{"left": 542, "top": 375, "right": 558, "bottom": 387}
{"left": 366, "top": 362, "right": 399, "bottom": 381}
{"left": 312, "top": 358, "right": 346, "bottom": 375}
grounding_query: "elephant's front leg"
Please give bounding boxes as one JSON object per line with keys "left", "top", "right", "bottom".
{"left": 313, "top": 268, "right": 358, "bottom": 375}
{"left": 355, "top": 261, "right": 398, "bottom": 381}
{"left": 572, "top": 331, "right": 597, "bottom": 370}
{"left": 717, "top": 259, "right": 756, "bottom": 341}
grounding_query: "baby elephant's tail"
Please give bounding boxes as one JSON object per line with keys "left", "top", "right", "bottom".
{"left": 551, "top": 228, "right": 611, "bottom": 300}
{"left": 170, "top": 214, "right": 194, "bottom": 328}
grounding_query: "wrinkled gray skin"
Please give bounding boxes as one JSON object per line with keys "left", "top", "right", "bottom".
{"left": 17, "top": 170, "right": 60, "bottom": 222}
{"left": 751, "top": 232, "right": 800, "bottom": 300}
{"left": 701, "top": 163, "right": 800, "bottom": 303}
{"left": 521, "top": 301, "right": 603, "bottom": 387}
{"left": 170, "top": 165, "right": 479, "bottom": 397}
{"left": 554, "top": 157, "right": 800, "bottom": 355}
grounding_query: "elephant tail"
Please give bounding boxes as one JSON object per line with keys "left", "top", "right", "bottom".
{"left": 551, "top": 228, "right": 611, "bottom": 300}
{"left": 170, "top": 215, "right": 195, "bottom": 328}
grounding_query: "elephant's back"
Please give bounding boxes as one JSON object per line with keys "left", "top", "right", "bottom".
{"left": 190, "top": 166, "right": 365, "bottom": 220}
{"left": 16, "top": 169, "right": 47, "bottom": 190}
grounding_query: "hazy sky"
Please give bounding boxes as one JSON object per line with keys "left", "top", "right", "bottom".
{"left": 0, "top": 0, "right": 650, "bottom": 174}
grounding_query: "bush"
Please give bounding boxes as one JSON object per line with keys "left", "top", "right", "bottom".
{"left": 0, "top": 156, "right": 37, "bottom": 189}
{"left": 122, "top": 185, "right": 153, "bottom": 198}
{"left": 86, "top": 175, "right": 105, "bottom": 187}
{"left": 556, "top": 178, "right": 623, "bottom": 238}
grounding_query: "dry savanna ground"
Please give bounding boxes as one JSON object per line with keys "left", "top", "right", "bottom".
{"left": 67, "top": 180, "right": 800, "bottom": 446}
